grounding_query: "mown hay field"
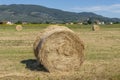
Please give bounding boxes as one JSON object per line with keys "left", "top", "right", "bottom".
{"left": 0, "top": 24, "right": 120, "bottom": 80}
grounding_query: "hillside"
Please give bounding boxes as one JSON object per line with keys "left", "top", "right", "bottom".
{"left": 0, "top": 4, "right": 120, "bottom": 23}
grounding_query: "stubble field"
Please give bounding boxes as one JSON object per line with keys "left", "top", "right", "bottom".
{"left": 0, "top": 24, "right": 120, "bottom": 80}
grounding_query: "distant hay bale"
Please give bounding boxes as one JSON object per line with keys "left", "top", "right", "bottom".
{"left": 33, "top": 25, "right": 84, "bottom": 72}
{"left": 16, "top": 25, "right": 23, "bottom": 31}
{"left": 92, "top": 25, "right": 100, "bottom": 31}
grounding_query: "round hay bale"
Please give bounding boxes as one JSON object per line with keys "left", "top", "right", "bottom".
{"left": 16, "top": 25, "right": 23, "bottom": 31}
{"left": 33, "top": 25, "right": 84, "bottom": 72}
{"left": 92, "top": 25, "right": 100, "bottom": 31}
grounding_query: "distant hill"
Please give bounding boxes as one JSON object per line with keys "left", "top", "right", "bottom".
{"left": 0, "top": 4, "right": 120, "bottom": 23}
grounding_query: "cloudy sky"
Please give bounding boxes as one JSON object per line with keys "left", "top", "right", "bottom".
{"left": 0, "top": 0, "right": 120, "bottom": 18}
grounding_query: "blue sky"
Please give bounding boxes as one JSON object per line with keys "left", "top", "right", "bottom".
{"left": 0, "top": 0, "right": 120, "bottom": 18}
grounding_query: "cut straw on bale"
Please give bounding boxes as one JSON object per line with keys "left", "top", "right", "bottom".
{"left": 16, "top": 25, "right": 23, "bottom": 31}
{"left": 92, "top": 24, "right": 100, "bottom": 31}
{"left": 33, "top": 25, "right": 84, "bottom": 72}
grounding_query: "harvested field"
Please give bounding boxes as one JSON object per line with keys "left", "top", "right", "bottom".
{"left": 0, "top": 24, "right": 120, "bottom": 80}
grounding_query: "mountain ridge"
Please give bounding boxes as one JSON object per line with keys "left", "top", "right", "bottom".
{"left": 0, "top": 4, "right": 120, "bottom": 23}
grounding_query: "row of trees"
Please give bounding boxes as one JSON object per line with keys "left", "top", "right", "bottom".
{"left": 0, "top": 19, "right": 120, "bottom": 25}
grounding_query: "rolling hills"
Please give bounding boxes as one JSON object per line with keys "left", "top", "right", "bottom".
{"left": 0, "top": 4, "right": 120, "bottom": 23}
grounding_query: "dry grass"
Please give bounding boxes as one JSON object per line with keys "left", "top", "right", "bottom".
{"left": 92, "top": 25, "right": 100, "bottom": 31}
{"left": 0, "top": 24, "right": 120, "bottom": 80}
{"left": 33, "top": 25, "right": 84, "bottom": 72}
{"left": 16, "top": 25, "right": 23, "bottom": 31}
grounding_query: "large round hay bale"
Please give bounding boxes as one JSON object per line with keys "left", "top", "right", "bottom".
{"left": 92, "top": 25, "right": 100, "bottom": 31}
{"left": 33, "top": 25, "right": 84, "bottom": 72}
{"left": 16, "top": 25, "right": 23, "bottom": 31}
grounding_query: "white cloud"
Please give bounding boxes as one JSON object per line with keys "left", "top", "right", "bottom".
{"left": 71, "top": 4, "right": 120, "bottom": 13}
{"left": 112, "top": 4, "right": 120, "bottom": 7}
